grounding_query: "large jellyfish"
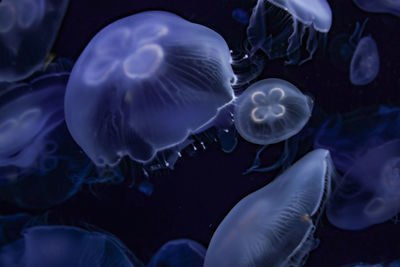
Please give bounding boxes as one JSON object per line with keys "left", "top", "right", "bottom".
{"left": 234, "top": 78, "right": 313, "bottom": 145}
{"left": 327, "top": 139, "right": 400, "bottom": 230}
{"left": 65, "top": 11, "right": 235, "bottom": 168}
{"left": 247, "top": 0, "right": 332, "bottom": 64}
{"left": 204, "top": 149, "right": 333, "bottom": 267}
{"left": 147, "top": 239, "right": 206, "bottom": 267}
{"left": 0, "top": 0, "right": 69, "bottom": 82}
{"left": 353, "top": 0, "right": 400, "bottom": 17}
{"left": 0, "top": 225, "right": 144, "bottom": 267}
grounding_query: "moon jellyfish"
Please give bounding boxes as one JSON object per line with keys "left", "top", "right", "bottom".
{"left": 353, "top": 0, "right": 400, "bottom": 17}
{"left": 0, "top": 225, "right": 144, "bottom": 267}
{"left": 350, "top": 36, "right": 380, "bottom": 86}
{"left": 65, "top": 11, "right": 235, "bottom": 168}
{"left": 234, "top": 78, "right": 313, "bottom": 145}
{"left": 147, "top": 239, "right": 206, "bottom": 267}
{"left": 0, "top": 0, "right": 69, "bottom": 82}
{"left": 247, "top": 0, "right": 332, "bottom": 64}
{"left": 204, "top": 149, "right": 333, "bottom": 267}
{"left": 327, "top": 139, "right": 400, "bottom": 230}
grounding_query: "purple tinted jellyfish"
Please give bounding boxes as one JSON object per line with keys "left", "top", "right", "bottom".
{"left": 353, "top": 0, "right": 400, "bottom": 17}
{"left": 204, "top": 149, "right": 333, "bottom": 267}
{"left": 147, "top": 239, "right": 206, "bottom": 267}
{"left": 327, "top": 139, "right": 400, "bottom": 230}
{"left": 0, "top": 225, "right": 144, "bottom": 267}
{"left": 234, "top": 78, "right": 313, "bottom": 145}
{"left": 0, "top": 0, "right": 69, "bottom": 82}
{"left": 65, "top": 11, "right": 235, "bottom": 168}
{"left": 247, "top": 0, "right": 332, "bottom": 64}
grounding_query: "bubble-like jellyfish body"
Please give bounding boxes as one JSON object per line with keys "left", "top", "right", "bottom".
{"left": 350, "top": 36, "right": 380, "bottom": 86}
{"left": 65, "top": 11, "right": 235, "bottom": 167}
{"left": 147, "top": 239, "right": 206, "bottom": 267}
{"left": 0, "top": 225, "right": 143, "bottom": 267}
{"left": 327, "top": 139, "right": 400, "bottom": 230}
{"left": 0, "top": 0, "right": 69, "bottom": 82}
{"left": 204, "top": 149, "right": 333, "bottom": 267}
{"left": 247, "top": 0, "right": 332, "bottom": 64}
{"left": 234, "top": 78, "right": 313, "bottom": 145}
{"left": 353, "top": 0, "right": 400, "bottom": 17}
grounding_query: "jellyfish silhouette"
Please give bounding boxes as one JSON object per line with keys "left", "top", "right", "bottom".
{"left": 327, "top": 139, "right": 400, "bottom": 230}
{"left": 65, "top": 11, "right": 235, "bottom": 168}
{"left": 0, "top": 225, "right": 144, "bottom": 267}
{"left": 204, "top": 149, "right": 333, "bottom": 267}
{"left": 234, "top": 78, "right": 313, "bottom": 145}
{"left": 247, "top": 0, "right": 332, "bottom": 64}
{"left": 147, "top": 239, "right": 206, "bottom": 267}
{"left": 0, "top": 0, "right": 69, "bottom": 82}
{"left": 353, "top": 0, "right": 400, "bottom": 17}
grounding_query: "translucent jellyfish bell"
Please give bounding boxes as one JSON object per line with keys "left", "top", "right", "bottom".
{"left": 353, "top": 0, "right": 400, "bottom": 17}
{"left": 65, "top": 11, "right": 235, "bottom": 167}
{"left": 234, "top": 78, "right": 313, "bottom": 145}
{"left": 0, "top": 0, "right": 69, "bottom": 82}
{"left": 327, "top": 139, "right": 400, "bottom": 230}
{"left": 204, "top": 149, "right": 333, "bottom": 267}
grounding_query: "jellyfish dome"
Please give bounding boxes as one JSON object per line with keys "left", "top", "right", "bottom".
{"left": 204, "top": 149, "right": 333, "bottom": 267}
{"left": 247, "top": 0, "right": 332, "bottom": 64}
{"left": 65, "top": 11, "right": 235, "bottom": 167}
{"left": 234, "top": 78, "right": 313, "bottom": 145}
{"left": 327, "top": 139, "right": 400, "bottom": 230}
{"left": 0, "top": 225, "right": 143, "bottom": 267}
{"left": 0, "top": 0, "right": 69, "bottom": 82}
{"left": 353, "top": 0, "right": 400, "bottom": 17}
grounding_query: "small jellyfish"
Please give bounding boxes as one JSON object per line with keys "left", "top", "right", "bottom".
{"left": 147, "top": 239, "right": 206, "bottom": 267}
{"left": 65, "top": 11, "right": 235, "bottom": 168}
{"left": 327, "top": 139, "right": 400, "bottom": 230}
{"left": 0, "top": 0, "right": 69, "bottom": 82}
{"left": 247, "top": 0, "right": 332, "bottom": 64}
{"left": 0, "top": 225, "right": 144, "bottom": 267}
{"left": 353, "top": 0, "right": 400, "bottom": 17}
{"left": 350, "top": 36, "right": 380, "bottom": 86}
{"left": 234, "top": 78, "right": 313, "bottom": 145}
{"left": 232, "top": 8, "right": 250, "bottom": 25}
{"left": 204, "top": 149, "right": 333, "bottom": 267}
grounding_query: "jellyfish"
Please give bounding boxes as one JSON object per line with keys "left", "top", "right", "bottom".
{"left": 234, "top": 78, "right": 313, "bottom": 145}
{"left": 0, "top": 0, "right": 69, "bottom": 82}
{"left": 64, "top": 11, "right": 235, "bottom": 169}
{"left": 204, "top": 149, "right": 333, "bottom": 267}
{"left": 327, "top": 139, "right": 400, "bottom": 230}
{"left": 0, "top": 225, "right": 144, "bottom": 267}
{"left": 353, "top": 0, "right": 400, "bottom": 17}
{"left": 147, "top": 239, "right": 206, "bottom": 267}
{"left": 247, "top": 0, "right": 332, "bottom": 64}
{"left": 232, "top": 9, "right": 250, "bottom": 25}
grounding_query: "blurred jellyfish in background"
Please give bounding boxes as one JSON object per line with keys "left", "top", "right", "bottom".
{"left": 247, "top": 0, "right": 332, "bottom": 64}
{"left": 353, "top": 0, "right": 400, "bottom": 17}
{"left": 344, "top": 259, "right": 400, "bottom": 267}
{"left": 0, "top": 0, "right": 69, "bottom": 82}
{"left": 0, "top": 59, "right": 87, "bottom": 209}
{"left": 0, "top": 213, "right": 31, "bottom": 246}
{"left": 327, "top": 139, "right": 400, "bottom": 230}
{"left": 0, "top": 225, "right": 144, "bottom": 267}
{"left": 65, "top": 11, "right": 235, "bottom": 171}
{"left": 232, "top": 8, "right": 250, "bottom": 25}
{"left": 147, "top": 239, "right": 206, "bottom": 267}
{"left": 204, "top": 149, "right": 333, "bottom": 267}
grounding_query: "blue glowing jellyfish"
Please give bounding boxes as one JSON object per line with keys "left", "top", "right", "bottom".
{"left": 232, "top": 8, "right": 250, "bottom": 25}
{"left": 234, "top": 78, "right": 313, "bottom": 145}
{"left": 0, "top": 0, "right": 69, "bottom": 82}
{"left": 147, "top": 239, "right": 206, "bottom": 267}
{"left": 0, "top": 225, "right": 144, "bottom": 267}
{"left": 327, "top": 139, "right": 400, "bottom": 230}
{"left": 353, "top": 0, "right": 400, "bottom": 17}
{"left": 247, "top": 0, "right": 332, "bottom": 64}
{"left": 65, "top": 11, "right": 235, "bottom": 168}
{"left": 204, "top": 149, "right": 333, "bottom": 267}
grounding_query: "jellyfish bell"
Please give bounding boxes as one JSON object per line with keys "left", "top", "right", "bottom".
{"left": 204, "top": 149, "right": 333, "bottom": 267}
{"left": 65, "top": 11, "right": 235, "bottom": 169}
{"left": 327, "top": 139, "right": 400, "bottom": 230}
{"left": 353, "top": 0, "right": 400, "bottom": 17}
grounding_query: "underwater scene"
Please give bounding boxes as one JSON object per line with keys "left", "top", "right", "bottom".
{"left": 0, "top": 0, "right": 399, "bottom": 266}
